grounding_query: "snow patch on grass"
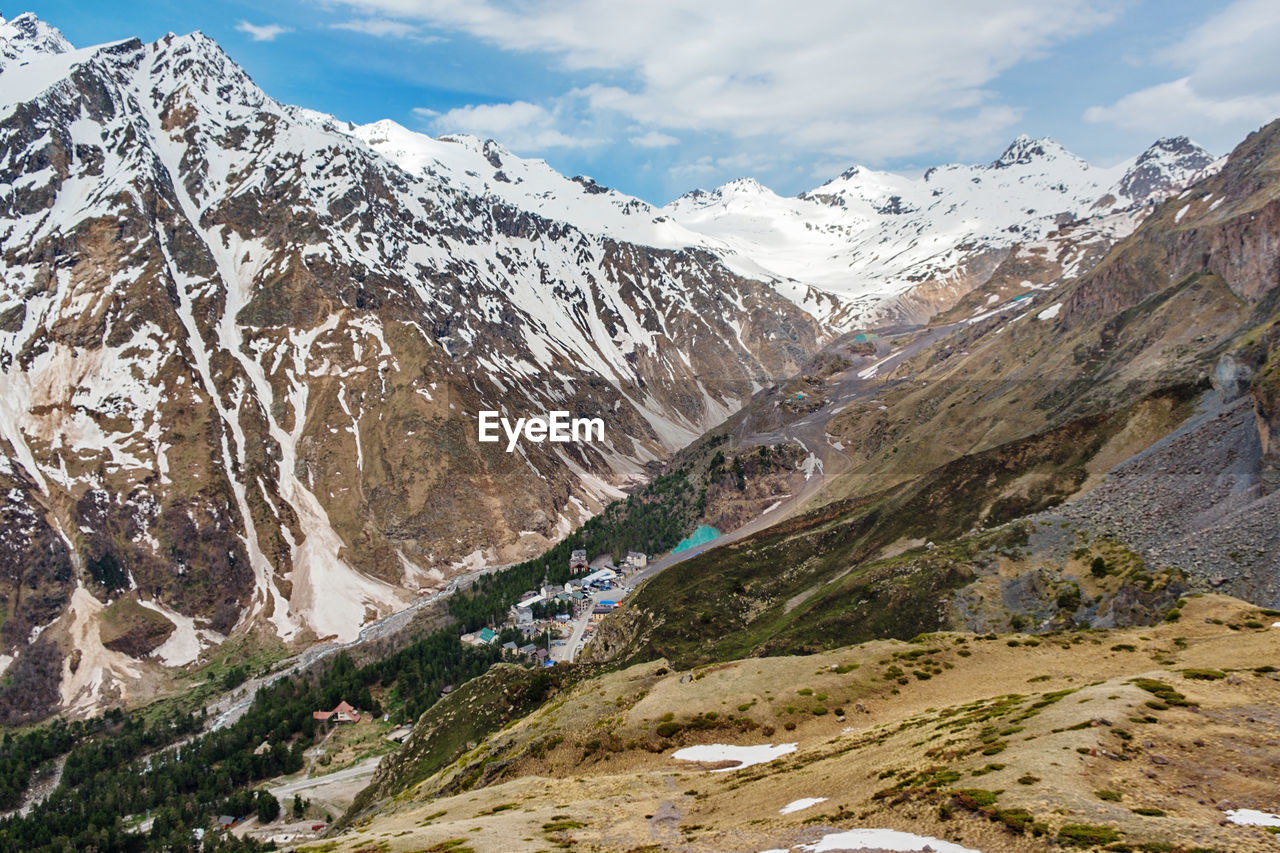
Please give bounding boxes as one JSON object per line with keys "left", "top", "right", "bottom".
{"left": 779, "top": 797, "right": 826, "bottom": 814}
{"left": 798, "top": 451, "right": 823, "bottom": 481}
{"left": 1227, "top": 808, "right": 1280, "bottom": 827}
{"left": 792, "top": 827, "right": 982, "bottom": 852}
{"left": 671, "top": 742, "right": 796, "bottom": 772}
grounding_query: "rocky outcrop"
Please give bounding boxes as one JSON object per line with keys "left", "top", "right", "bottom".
{"left": 1051, "top": 120, "right": 1280, "bottom": 504}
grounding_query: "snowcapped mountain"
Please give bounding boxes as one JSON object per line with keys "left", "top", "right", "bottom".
{"left": 352, "top": 119, "right": 682, "bottom": 247}
{"left": 0, "top": 11, "right": 1221, "bottom": 719}
{"left": 0, "top": 13, "right": 823, "bottom": 717}
{"left": 665, "top": 135, "right": 1218, "bottom": 328}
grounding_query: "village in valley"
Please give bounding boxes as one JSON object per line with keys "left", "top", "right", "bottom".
{"left": 207, "top": 546, "right": 651, "bottom": 847}
{"left": 459, "top": 549, "right": 648, "bottom": 665}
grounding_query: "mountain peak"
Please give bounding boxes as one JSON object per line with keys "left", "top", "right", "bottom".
{"left": 149, "top": 29, "right": 269, "bottom": 111}
{"left": 991, "top": 134, "right": 1073, "bottom": 169}
{"left": 0, "top": 11, "right": 73, "bottom": 61}
{"left": 722, "top": 176, "right": 767, "bottom": 193}
{"left": 1114, "top": 136, "right": 1217, "bottom": 204}
{"left": 1136, "top": 135, "right": 1213, "bottom": 165}
{"left": 678, "top": 176, "right": 770, "bottom": 202}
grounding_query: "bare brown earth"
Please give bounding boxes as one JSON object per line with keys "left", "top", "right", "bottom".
{"left": 321, "top": 594, "right": 1280, "bottom": 852}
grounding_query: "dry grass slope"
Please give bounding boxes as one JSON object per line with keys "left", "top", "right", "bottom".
{"left": 322, "top": 594, "right": 1280, "bottom": 852}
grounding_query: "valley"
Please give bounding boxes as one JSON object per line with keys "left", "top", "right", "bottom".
{"left": 0, "top": 8, "right": 1278, "bottom": 852}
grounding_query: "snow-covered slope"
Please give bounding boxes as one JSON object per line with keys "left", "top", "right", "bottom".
{"left": 665, "top": 135, "right": 1218, "bottom": 327}
{"left": 0, "top": 13, "right": 821, "bottom": 718}
{"left": 352, "top": 119, "right": 688, "bottom": 248}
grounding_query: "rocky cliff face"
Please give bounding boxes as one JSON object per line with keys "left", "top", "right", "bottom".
{"left": 1055, "top": 119, "right": 1280, "bottom": 499}
{"left": 0, "top": 14, "right": 823, "bottom": 716}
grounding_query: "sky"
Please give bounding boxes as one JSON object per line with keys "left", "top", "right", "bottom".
{"left": 12, "top": 0, "right": 1280, "bottom": 204}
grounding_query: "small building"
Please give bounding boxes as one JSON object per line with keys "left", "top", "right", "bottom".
{"left": 579, "top": 567, "right": 617, "bottom": 587}
{"left": 518, "top": 589, "right": 545, "bottom": 607}
{"left": 555, "top": 612, "right": 571, "bottom": 622}
{"left": 464, "top": 627, "right": 500, "bottom": 646}
{"left": 217, "top": 816, "right": 237, "bottom": 829}
{"left": 514, "top": 608, "right": 534, "bottom": 627}
{"left": 590, "top": 606, "right": 612, "bottom": 623}
{"left": 570, "top": 548, "right": 588, "bottom": 572}
{"left": 502, "top": 641, "right": 518, "bottom": 652}
{"left": 313, "top": 700, "right": 361, "bottom": 724}
{"left": 625, "top": 551, "right": 648, "bottom": 570}
{"left": 518, "top": 643, "right": 537, "bottom": 656}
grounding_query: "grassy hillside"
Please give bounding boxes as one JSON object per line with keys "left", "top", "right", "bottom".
{"left": 325, "top": 594, "right": 1280, "bottom": 853}
{"left": 589, "top": 385, "right": 1200, "bottom": 670}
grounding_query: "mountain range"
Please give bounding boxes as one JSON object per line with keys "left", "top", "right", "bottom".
{"left": 337, "top": 104, "right": 1280, "bottom": 853}
{"left": 0, "top": 10, "right": 1235, "bottom": 724}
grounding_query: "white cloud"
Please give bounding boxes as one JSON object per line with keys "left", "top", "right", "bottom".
{"left": 331, "top": 18, "right": 442, "bottom": 41}
{"left": 629, "top": 130, "right": 679, "bottom": 148}
{"left": 235, "top": 20, "right": 293, "bottom": 42}
{"left": 327, "top": 0, "right": 1115, "bottom": 163}
{"left": 667, "top": 150, "right": 786, "bottom": 181}
{"left": 431, "top": 99, "right": 603, "bottom": 149}
{"left": 1085, "top": 0, "right": 1280, "bottom": 142}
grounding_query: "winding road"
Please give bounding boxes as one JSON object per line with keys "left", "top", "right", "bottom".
{"left": 626, "top": 320, "right": 967, "bottom": 589}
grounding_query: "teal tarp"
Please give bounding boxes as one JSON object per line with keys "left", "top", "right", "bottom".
{"left": 672, "top": 524, "right": 720, "bottom": 554}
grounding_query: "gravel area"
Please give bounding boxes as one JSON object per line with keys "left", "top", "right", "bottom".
{"left": 1039, "top": 390, "right": 1280, "bottom": 607}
